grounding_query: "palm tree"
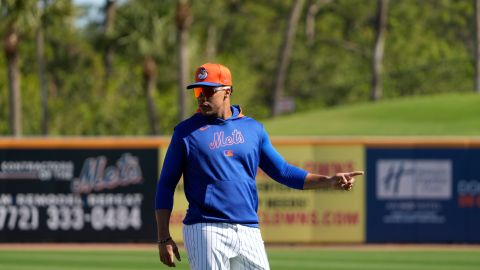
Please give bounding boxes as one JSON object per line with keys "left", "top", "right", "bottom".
{"left": 475, "top": 0, "right": 480, "bottom": 93}
{"left": 115, "top": 0, "right": 173, "bottom": 135}
{"left": 371, "top": 0, "right": 389, "bottom": 101}
{"left": 36, "top": 0, "right": 75, "bottom": 135}
{"left": 176, "top": 0, "right": 192, "bottom": 121}
{"left": 36, "top": 0, "right": 49, "bottom": 135}
{"left": 103, "top": 0, "right": 116, "bottom": 82}
{"left": 305, "top": 0, "right": 332, "bottom": 45}
{"left": 1, "top": 0, "right": 38, "bottom": 136}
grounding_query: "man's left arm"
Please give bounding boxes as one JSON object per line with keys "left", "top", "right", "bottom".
{"left": 303, "top": 171, "right": 364, "bottom": 191}
{"left": 259, "top": 127, "right": 363, "bottom": 190}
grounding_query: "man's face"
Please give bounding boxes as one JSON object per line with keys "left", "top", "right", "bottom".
{"left": 195, "top": 86, "right": 230, "bottom": 117}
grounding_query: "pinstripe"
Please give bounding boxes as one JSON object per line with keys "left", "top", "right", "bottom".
{"left": 191, "top": 225, "right": 196, "bottom": 266}
{"left": 223, "top": 225, "right": 232, "bottom": 268}
{"left": 185, "top": 223, "right": 269, "bottom": 270}
{"left": 245, "top": 228, "right": 251, "bottom": 265}
{"left": 193, "top": 224, "right": 197, "bottom": 269}
{"left": 203, "top": 224, "right": 207, "bottom": 269}
{"left": 255, "top": 229, "right": 269, "bottom": 269}
{"left": 184, "top": 224, "right": 196, "bottom": 269}
{"left": 205, "top": 223, "right": 208, "bottom": 270}
{"left": 205, "top": 226, "right": 213, "bottom": 270}
{"left": 243, "top": 250, "right": 248, "bottom": 269}
{"left": 183, "top": 226, "right": 188, "bottom": 264}
{"left": 183, "top": 225, "right": 191, "bottom": 268}
{"left": 244, "top": 227, "right": 253, "bottom": 267}
{"left": 219, "top": 224, "right": 223, "bottom": 268}
{"left": 183, "top": 226, "right": 189, "bottom": 266}
{"left": 261, "top": 232, "right": 269, "bottom": 268}
{"left": 245, "top": 227, "right": 254, "bottom": 269}
{"left": 255, "top": 227, "right": 269, "bottom": 269}
{"left": 203, "top": 223, "right": 207, "bottom": 269}
{"left": 232, "top": 224, "right": 239, "bottom": 254}
{"left": 224, "top": 224, "right": 229, "bottom": 268}
{"left": 192, "top": 224, "right": 197, "bottom": 268}
{"left": 236, "top": 225, "right": 270, "bottom": 270}
{"left": 234, "top": 226, "right": 240, "bottom": 254}
{"left": 194, "top": 224, "right": 198, "bottom": 270}
{"left": 212, "top": 224, "right": 215, "bottom": 269}
{"left": 223, "top": 224, "right": 229, "bottom": 267}
{"left": 194, "top": 224, "right": 198, "bottom": 268}
{"left": 240, "top": 235, "right": 248, "bottom": 269}
{"left": 251, "top": 228, "right": 263, "bottom": 268}
{"left": 238, "top": 226, "right": 251, "bottom": 270}
{"left": 200, "top": 223, "right": 204, "bottom": 269}
{"left": 202, "top": 224, "right": 205, "bottom": 269}
{"left": 193, "top": 224, "right": 197, "bottom": 266}
{"left": 210, "top": 223, "right": 214, "bottom": 269}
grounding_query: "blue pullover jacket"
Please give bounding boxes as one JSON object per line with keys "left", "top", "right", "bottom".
{"left": 155, "top": 106, "right": 307, "bottom": 226}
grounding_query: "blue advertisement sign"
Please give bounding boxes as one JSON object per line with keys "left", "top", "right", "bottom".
{"left": 367, "top": 148, "right": 480, "bottom": 243}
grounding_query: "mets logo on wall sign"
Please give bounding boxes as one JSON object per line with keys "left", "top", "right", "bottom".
{"left": 197, "top": 67, "right": 208, "bottom": 80}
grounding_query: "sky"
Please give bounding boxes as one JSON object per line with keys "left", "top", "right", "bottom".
{"left": 72, "top": 0, "right": 104, "bottom": 27}
{"left": 73, "top": 0, "right": 103, "bottom": 7}
{"left": 72, "top": 0, "right": 128, "bottom": 27}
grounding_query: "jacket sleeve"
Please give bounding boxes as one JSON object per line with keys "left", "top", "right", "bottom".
{"left": 155, "top": 130, "right": 186, "bottom": 209}
{"left": 258, "top": 127, "right": 307, "bottom": 189}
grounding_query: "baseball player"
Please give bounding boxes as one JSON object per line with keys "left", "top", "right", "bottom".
{"left": 155, "top": 63, "right": 364, "bottom": 269}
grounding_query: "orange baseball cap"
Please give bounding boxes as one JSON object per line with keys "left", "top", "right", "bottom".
{"left": 186, "top": 63, "right": 232, "bottom": 89}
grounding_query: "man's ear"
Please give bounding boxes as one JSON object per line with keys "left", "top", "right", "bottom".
{"left": 224, "top": 88, "right": 232, "bottom": 98}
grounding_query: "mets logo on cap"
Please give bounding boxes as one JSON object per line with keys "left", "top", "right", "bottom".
{"left": 197, "top": 67, "right": 208, "bottom": 80}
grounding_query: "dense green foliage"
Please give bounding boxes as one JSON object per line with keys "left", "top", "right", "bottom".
{"left": 0, "top": 0, "right": 477, "bottom": 135}
{"left": 264, "top": 92, "right": 480, "bottom": 136}
{"left": 0, "top": 247, "right": 479, "bottom": 270}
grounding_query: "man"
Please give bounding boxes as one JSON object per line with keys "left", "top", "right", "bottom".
{"left": 155, "top": 63, "right": 363, "bottom": 269}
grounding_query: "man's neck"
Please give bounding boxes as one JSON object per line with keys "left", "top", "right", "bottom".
{"left": 219, "top": 104, "right": 232, "bottom": 120}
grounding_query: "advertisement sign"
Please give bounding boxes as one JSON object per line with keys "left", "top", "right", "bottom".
{"left": 168, "top": 144, "right": 365, "bottom": 243}
{"left": 0, "top": 148, "right": 158, "bottom": 242}
{"left": 258, "top": 145, "right": 365, "bottom": 243}
{"left": 367, "top": 148, "right": 480, "bottom": 243}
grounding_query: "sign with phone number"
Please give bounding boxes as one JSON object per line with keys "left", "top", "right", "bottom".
{"left": 0, "top": 149, "right": 157, "bottom": 242}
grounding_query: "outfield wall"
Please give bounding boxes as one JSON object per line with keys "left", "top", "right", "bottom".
{"left": 0, "top": 137, "right": 479, "bottom": 243}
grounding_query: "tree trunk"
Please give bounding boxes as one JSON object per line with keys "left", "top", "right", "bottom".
{"left": 4, "top": 24, "right": 22, "bottom": 136}
{"left": 475, "top": 0, "right": 480, "bottom": 93}
{"left": 206, "top": 25, "right": 217, "bottom": 60}
{"left": 143, "top": 56, "right": 160, "bottom": 135}
{"left": 36, "top": 24, "right": 48, "bottom": 135}
{"left": 371, "top": 0, "right": 389, "bottom": 101}
{"left": 305, "top": 0, "right": 331, "bottom": 46}
{"left": 272, "top": 0, "right": 305, "bottom": 117}
{"left": 176, "top": 0, "right": 192, "bottom": 121}
{"left": 104, "top": 0, "right": 116, "bottom": 81}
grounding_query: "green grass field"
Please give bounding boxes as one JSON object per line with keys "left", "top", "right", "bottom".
{"left": 264, "top": 93, "right": 480, "bottom": 136}
{"left": 1, "top": 247, "right": 479, "bottom": 270}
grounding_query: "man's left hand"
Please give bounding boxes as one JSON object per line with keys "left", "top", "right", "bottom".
{"left": 333, "top": 171, "right": 364, "bottom": 191}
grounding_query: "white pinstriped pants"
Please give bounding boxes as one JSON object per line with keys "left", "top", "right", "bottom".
{"left": 183, "top": 223, "right": 270, "bottom": 270}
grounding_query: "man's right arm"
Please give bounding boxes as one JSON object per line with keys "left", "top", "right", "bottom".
{"left": 155, "top": 131, "right": 186, "bottom": 267}
{"left": 156, "top": 209, "right": 173, "bottom": 244}
{"left": 156, "top": 209, "right": 180, "bottom": 267}
{"left": 155, "top": 131, "right": 186, "bottom": 215}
